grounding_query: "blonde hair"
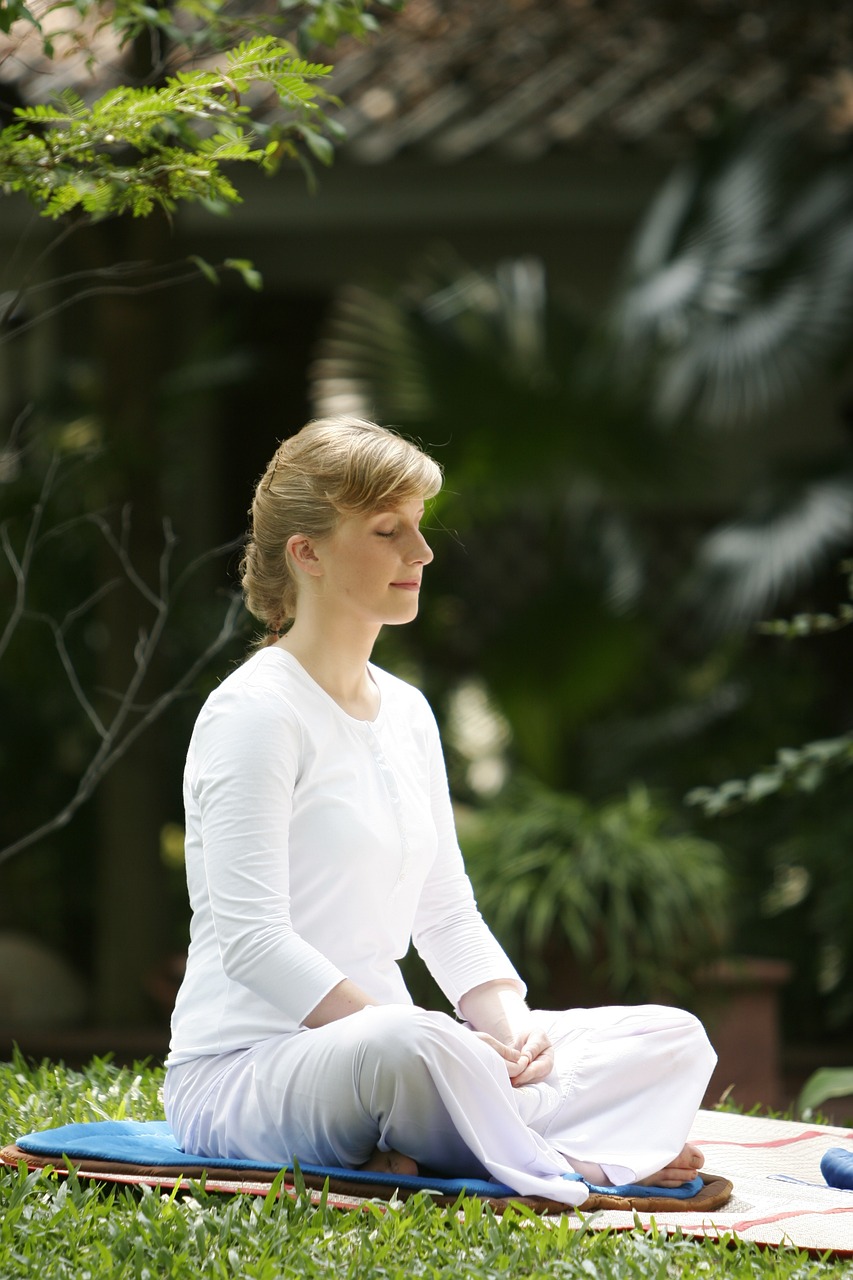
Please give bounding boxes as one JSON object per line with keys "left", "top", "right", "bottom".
{"left": 241, "top": 416, "right": 443, "bottom": 640}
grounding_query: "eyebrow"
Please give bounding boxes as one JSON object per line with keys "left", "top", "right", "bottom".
{"left": 371, "top": 506, "right": 425, "bottom": 519}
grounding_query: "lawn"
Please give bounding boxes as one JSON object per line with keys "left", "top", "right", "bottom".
{"left": 0, "top": 1053, "right": 846, "bottom": 1279}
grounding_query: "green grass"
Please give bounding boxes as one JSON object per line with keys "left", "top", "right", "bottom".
{"left": 0, "top": 1052, "right": 848, "bottom": 1279}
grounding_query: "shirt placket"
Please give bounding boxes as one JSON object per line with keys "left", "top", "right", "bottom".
{"left": 363, "top": 722, "right": 412, "bottom": 890}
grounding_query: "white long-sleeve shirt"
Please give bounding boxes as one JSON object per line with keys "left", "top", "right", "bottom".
{"left": 167, "top": 647, "right": 523, "bottom": 1065}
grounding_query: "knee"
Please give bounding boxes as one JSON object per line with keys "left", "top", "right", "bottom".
{"left": 620, "top": 1004, "right": 717, "bottom": 1075}
{"left": 668, "top": 1007, "right": 718, "bottom": 1073}
{"left": 692, "top": 1015, "right": 718, "bottom": 1071}
{"left": 349, "top": 1006, "right": 466, "bottom": 1098}
{"left": 353, "top": 1006, "right": 448, "bottom": 1072}
{"left": 356, "top": 1005, "right": 415, "bottom": 1052}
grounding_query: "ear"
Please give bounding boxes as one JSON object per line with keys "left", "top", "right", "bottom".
{"left": 286, "top": 533, "right": 324, "bottom": 579}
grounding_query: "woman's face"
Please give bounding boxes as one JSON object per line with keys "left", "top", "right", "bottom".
{"left": 311, "top": 497, "right": 434, "bottom": 628}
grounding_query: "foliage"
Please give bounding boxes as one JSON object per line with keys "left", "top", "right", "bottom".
{"left": 683, "top": 566, "right": 853, "bottom": 1032}
{"left": 688, "top": 563, "right": 853, "bottom": 815}
{"left": 687, "top": 733, "right": 853, "bottom": 817}
{"left": 798, "top": 1067, "right": 853, "bottom": 1122}
{"left": 460, "top": 780, "right": 730, "bottom": 1002}
{"left": 1, "top": 42, "right": 334, "bottom": 219}
{"left": 0, "top": 1, "right": 403, "bottom": 222}
{"left": 1, "top": 1054, "right": 850, "bottom": 1280}
{"left": 610, "top": 123, "right": 853, "bottom": 628}
{"left": 4, "top": 0, "right": 396, "bottom": 55}
{"left": 611, "top": 125, "right": 853, "bottom": 431}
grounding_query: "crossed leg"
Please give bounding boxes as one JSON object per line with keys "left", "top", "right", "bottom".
{"left": 363, "top": 1137, "right": 704, "bottom": 1187}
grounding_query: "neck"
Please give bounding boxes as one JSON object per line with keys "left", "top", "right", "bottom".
{"left": 275, "top": 604, "right": 381, "bottom": 717}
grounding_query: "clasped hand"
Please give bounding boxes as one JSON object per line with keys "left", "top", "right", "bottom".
{"left": 474, "top": 1028, "right": 554, "bottom": 1087}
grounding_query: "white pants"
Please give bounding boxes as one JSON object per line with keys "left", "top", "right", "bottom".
{"left": 164, "top": 1004, "right": 716, "bottom": 1208}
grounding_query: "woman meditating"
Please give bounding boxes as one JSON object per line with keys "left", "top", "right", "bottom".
{"left": 164, "top": 417, "right": 716, "bottom": 1207}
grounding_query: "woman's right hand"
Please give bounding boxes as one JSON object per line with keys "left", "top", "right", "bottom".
{"left": 471, "top": 1024, "right": 550, "bottom": 1085}
{"left": 474, "top": 1031, "right": 526, "bottom": 1078}
{"left": 473, "top": 1030, "right": 553, "bottom": 1086}
{"left": 510, "top": 1026, "right": 555, "bottom": 1086}
{"left": 471, "top": 1029, "right": 525, "bottom": 1080}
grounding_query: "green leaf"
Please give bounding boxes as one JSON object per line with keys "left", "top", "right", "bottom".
{"left": 224, "top": 258, "right": 263, "bottom": 291}
{"left": 0, "top": 0, "right": 39, "bottom": 35}
{"left": 187, "top": 255, "right": 221, "bottom": 286}
{"left": 299, "top": 125, "right": 334, "bottom": 165}
{"left": 798, "top": 1067, "right": 853, "bottom": 1119}
{"left": 745, "top": 770, "right": 782, "bottom": 801}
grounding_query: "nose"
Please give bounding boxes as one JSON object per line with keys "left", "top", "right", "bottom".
{"left": 408, "top": 529, "right": 433, "bottom": 565}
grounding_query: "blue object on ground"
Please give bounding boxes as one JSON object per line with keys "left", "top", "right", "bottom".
{"left": 15, "top": 1120, "right": 702, "bottom": 1199}
{"left": 821, "top": 1147, "right": 853, "bottom": 1191}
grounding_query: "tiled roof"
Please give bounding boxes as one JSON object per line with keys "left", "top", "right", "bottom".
{"left": 0, "top": 0, "right": 121, "bottom": 104}
{"left": 2, "top": 0, "right": 852, "bottom": 160}
{"left": 326, "top": 0, "right": 853, "bottom": 161}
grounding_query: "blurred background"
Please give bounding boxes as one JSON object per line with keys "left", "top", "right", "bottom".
{"left": 2, "top": 0, "right": 853, "bottom": 1117}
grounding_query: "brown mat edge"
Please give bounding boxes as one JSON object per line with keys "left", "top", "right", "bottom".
{"left": 0, "top": 1144, "right": 732, "bottom": 1214}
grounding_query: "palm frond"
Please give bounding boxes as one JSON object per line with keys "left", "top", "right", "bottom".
{"left": 695, "top": 473, "right": 853, "bottom": 624}
{"left": 310, "top": 283, "right": 432, "bottom": 421}
{"left": 613, "top": 125, "right": 853, "bottom": 428}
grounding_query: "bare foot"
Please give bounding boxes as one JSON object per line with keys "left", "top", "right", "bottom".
{"left": 360, "top": 1148, "right": 419, "bottom": 1177}
{"left": 638, "top": 1143, "right": 704, "bottom": 1187}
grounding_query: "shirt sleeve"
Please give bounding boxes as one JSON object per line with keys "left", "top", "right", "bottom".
{"left": 188, "top": 677, "right": 346, "bottom": 1026}
{"left": 410, "top": 705, "right": 526, "bottom": 1012}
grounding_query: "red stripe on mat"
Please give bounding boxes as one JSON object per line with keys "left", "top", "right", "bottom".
{"left": 731, "top": 1205, "right": 853, "bottom": 1232}
{"left": 694, "top": 1131, "right": 853, "bottom": 1149}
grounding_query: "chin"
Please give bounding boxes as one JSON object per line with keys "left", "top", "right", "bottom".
{"left": 385, "top": 604, "right": 419, "bottom": 626}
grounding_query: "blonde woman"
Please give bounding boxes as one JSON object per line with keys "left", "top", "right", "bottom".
{"left": 164, "top": 417, "right": 715, "bottom": 1207}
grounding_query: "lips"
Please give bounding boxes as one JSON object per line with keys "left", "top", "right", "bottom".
{"left": 391, "top": 580, "right": 420, "bottom": 590}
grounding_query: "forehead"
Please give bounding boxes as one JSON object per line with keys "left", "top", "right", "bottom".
{"left": 366, "top": 498, "right": 426, "bottom": 518}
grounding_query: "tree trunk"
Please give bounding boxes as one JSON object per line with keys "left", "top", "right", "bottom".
{"left": 89, "top": 214, "right": 174, "bottom": 1025}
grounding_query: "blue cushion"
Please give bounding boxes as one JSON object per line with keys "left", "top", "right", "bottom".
{"left": 15, "top": 1119, "right": 702, "bottom": 1199}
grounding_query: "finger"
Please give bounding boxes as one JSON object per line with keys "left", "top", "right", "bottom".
{"left": 473, "top": 1032, "right": 525, "bottom": 1075}
{"left": 511, "top": 1052, "right": 555, "bottom": 1087}
{"left": 511, "top": 1063, "right": 548, "bottom": 1087}
{"left": 474, "top": 1032, "right": 518, "bottom": 1060}
{"left": 516, "top": 1030, "right": 552, "bottom": 1059}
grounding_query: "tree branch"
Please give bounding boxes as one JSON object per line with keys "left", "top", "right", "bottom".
{"left": 0, "top": 264, "right": 220, "bottom": 347}
{"left": 0, "top": 588, "right": 244, "bottom": 868}
{"left": 0, "top": 446, "right": 61, "bottom": 662}
{"left": 0, "top": 457, "right": 247, "bottom": 866}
